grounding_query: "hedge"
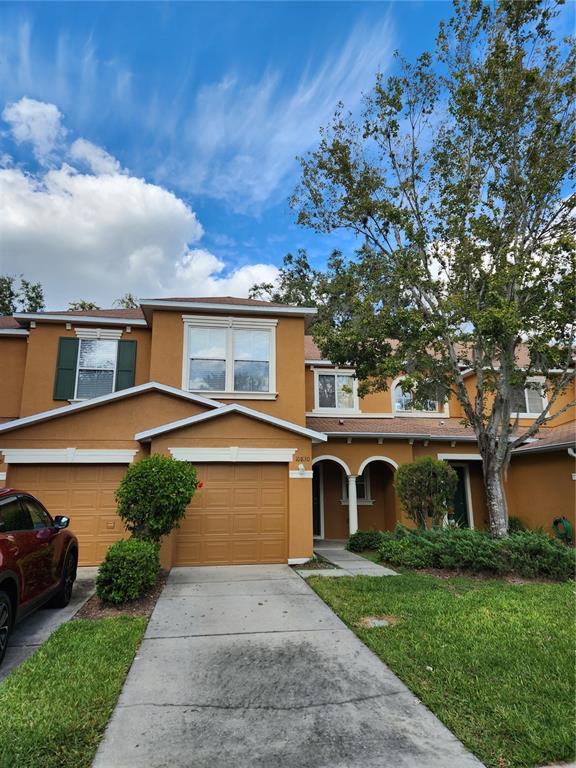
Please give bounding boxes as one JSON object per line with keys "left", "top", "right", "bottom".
{"left": 96, "top": 538, "right": 160, "bottom": 604}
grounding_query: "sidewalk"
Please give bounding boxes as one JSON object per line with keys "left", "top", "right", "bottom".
{"left": 312, "top": 540, "right": 398, "bottom": 576}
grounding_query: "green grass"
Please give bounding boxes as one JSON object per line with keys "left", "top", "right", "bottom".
{"left": 358, "top": 549, "right": 381, "bottom": 563}
{"left": 0, "top": 617, "right": 147, "bottom": 768}
{"left": 308, "top": 573, "right": 576, "bottom": 768}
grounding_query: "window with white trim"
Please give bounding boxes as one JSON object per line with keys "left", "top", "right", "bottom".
{"left": 183, "top": 316, "right": 276, "bottom": 395}
{"left": 393, "top": 380, "right": 438, "bottom": 413}
{"left": 342, "top": 468, "right": 372, "bottom": 505}
{"left": 75, "top": 339, "right": 118, "bottom": 399}
{"left": 314, "top": 370, "right": 358, "bottom": 412}
{"left": 511, "top": 378, "right": 547, "bottom": 416}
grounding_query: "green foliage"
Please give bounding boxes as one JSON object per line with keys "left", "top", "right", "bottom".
{"left": 0, "top": 274, "right": 45, "bottom": 315}
{"left": 376, "top": 526, "right": 575, "bottom": 581}
{"left": 394, "top": 457, "right": 458, "bottom": 528}
{"left": 114, "top": 293, "right": 139, "bottom": 309}
{"left": 249, "top": 249, "right": 320, "bottom": 308}
{"left": 291, "top": 0, "right": 576, "bottom": 536}
{"left": 508, "top": 515, "right": 527, "bottom": 534}
{"left": 96, "top": 539, "right": 160, "bottom": 605}
{"left": 115, "top": 454, "right": 199, "bottom": 541}
{"left": 347, "top": 529, "right": 386, "bottom": 552}
{"left": 68, "top": 300, "right": 100, "bottom": 311}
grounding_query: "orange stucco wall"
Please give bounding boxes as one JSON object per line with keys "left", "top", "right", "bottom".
{"left": 19, "top": 323, "right": 151, "bottom": 417}
{"left": 149, "top": 310, "right": 307, "bottom": 425}
{"left": 0, "top": 336, "right": 27, "bottom": 421}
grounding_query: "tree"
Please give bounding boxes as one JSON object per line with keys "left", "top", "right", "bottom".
{"left": 114, "top": 293, "right": 139, "bottom": 309}
{"left": 68, "top": 300, "right": 100, "bottom": 311}
{"left": 250, "top": 249, "right": 321, "bottom": 306}
{"left": 395, "top": 457, "right": 459, "bottom": 529}
{"left": 115, "top": 454, "right": 201, "bottom": 542}
{"left": 0, "top": 275, "right": 45, "bottom": 314}
{"left": 291, "top": 0, "right": 575, "bottom": 537}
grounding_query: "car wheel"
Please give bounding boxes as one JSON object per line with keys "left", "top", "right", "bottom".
{"left": 51, "top": 551, "right": 77, "bottom": 608}
{"left": 0, "top": 591, "right": 13, "bottom": 666}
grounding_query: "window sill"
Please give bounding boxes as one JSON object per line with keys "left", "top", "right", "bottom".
{"left": 188, "top": 391, "right": 278, "bottom": 400}
{"left": 341, "top": 499, "right": 375, "bottom": 506}
{"left": 311, "top": 408, "right": 361, "bottom": 416}
{"left": 393, "top": 410, "right": 447, "bottom": 418}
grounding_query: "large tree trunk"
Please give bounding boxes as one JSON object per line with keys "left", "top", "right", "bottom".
{"left": 482, "top": 461, "right": 509, "bottom": 537}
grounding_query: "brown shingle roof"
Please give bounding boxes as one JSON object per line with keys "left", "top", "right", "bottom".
{"left": 514, "top": 421, "right": 576, "bottom": 453}
{"left": 146, "top": 296, "right": 297, "bottom": 308}
{"left": 305, "top": 336, "right": 323, "bottom": 360}
{"left": 306, "top": 415, "right": 477, "bottom": 440}
{"left": 33, "top": 308, "right": 145, "bottom": 319}
{"left": 0, "top": 316, "right": 22, "bottom": 329}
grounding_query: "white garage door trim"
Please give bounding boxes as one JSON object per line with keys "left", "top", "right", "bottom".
{"left": 0, "top": 448, "right": 138, "bottom": 464}
{"left": 169, "top": 447, "right": 296, "bottom": 463}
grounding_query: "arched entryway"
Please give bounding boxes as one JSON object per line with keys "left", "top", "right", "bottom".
{"left": 312, "top": 455, "right": 397, "bottom": 539}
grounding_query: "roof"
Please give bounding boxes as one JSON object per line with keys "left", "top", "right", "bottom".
{"left": 139, "top": 297, "right": 317, "bottom": 319}
{"left": 147, "top": 296, "right": 294, "bottom": 308}
{"left": 305, "top": 336, "right": 322, "bottom": 360}
{"left": 0, "top": 316, "right": 22, "bottom": 329}
{"left": 34, "top": 308, "right": 145, "bottom": 319}
{"left": 513, "top": 422, "right": 576, "bottom": 454}
{"left": 306, "top": 415, "right": 477, "bottom": 441}
{"left": 0, "top": 382, "right": 222, "bottom": 435}
{"left": 135, "top": 403, "right": 327, "bottom": 443}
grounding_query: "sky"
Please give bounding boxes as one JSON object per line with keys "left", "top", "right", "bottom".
{"left": 0, "top": 1, "right": 490, "bottom": 308}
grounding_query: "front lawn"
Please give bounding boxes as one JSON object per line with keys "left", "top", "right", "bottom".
{"left": 308, "top": 573, "right": 575, "bottom": 768}
{"left": 0, "top": 617, "right": 146, "bottom": 768}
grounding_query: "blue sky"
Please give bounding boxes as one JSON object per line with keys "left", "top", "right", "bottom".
{"left": 0, "top": 2, "right": 489, "bottom": 306}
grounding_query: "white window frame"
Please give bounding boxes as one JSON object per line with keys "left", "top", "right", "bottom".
{"left": 182, "top": 315, "right": 277, "bottom": 398}
{"left": 73, "top": 338, "right": 118, "bottom": 401}
{"left": 391, "top": 376, "right": 449, "bottom": 417}
{"left": 313, "top": 368, "right": 360, "bottom": 414}
{"left": 512, "top": 376, "right": 548, "bottom": 418}
{"left": 341, "top": 467, "right": 374, "bottom": 506}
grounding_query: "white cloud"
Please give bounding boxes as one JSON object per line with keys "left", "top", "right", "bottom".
{"left": 2, "top": 97, "right": 66, "bottom": 163}
{"left": 157, "top": 17, "right": 395, "bottom": 212}
{"left": 69, "top": 138, "right": 121, "bottom": 175}
{"left": 0, "top": 103, "right": 279, "bottom": 308}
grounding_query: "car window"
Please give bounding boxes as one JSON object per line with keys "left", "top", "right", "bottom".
{"left": 21, "top": 498, "right": 53, "bottom": 530}
{"left": 0, "top": 496, "right": 34, "bottom": 533}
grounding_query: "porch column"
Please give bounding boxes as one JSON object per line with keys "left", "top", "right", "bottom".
{"left": 347, "top": 474, "right": 359, "bottom": 535}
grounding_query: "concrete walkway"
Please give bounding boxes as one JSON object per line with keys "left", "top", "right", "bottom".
{"left": 94, "top": 564, "right": 482, "bottom": 768}
{"left": 313, "top": 539, "right": 398, "bottom": 576}
{"left": 0, "top": 567, "right": 97, "bottom": 682}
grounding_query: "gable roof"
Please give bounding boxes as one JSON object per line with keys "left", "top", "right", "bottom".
{"left": 0, "top": 383, "right": 222, "bottom": 435}
{"left": 135, "top": 403, "right": 327, "bottom": 443}
{"left": 513, "top": 422, "right": 576, "bottom": 454}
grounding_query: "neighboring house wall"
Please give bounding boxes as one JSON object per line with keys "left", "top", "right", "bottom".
{"left": 18, "top": 323, "right": 151, "bottom": 417}
{"left": 0, "top": 337, "right": 27, "bottom": 421}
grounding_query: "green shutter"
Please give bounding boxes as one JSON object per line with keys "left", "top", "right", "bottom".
{"left": 53, "top": 338, "right": 79, "bottom": 401}
{"left": 115, "top": 340, "right": 137, "bottom": 391}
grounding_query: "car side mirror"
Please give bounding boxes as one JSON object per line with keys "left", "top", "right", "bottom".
{"left": 53, "top": 515, "right": 70, "bottom": 530}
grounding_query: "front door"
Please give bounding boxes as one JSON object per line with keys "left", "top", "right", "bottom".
{"left": 312, "top": 465, "right": 322, "bottom": 538}
{"left": 452, "top": 466, "right": 469, "bottom": 528}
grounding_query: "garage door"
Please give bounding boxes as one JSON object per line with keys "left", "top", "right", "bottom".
{"left": 6, "top": 464, "right": 127, "bottom": 565}
{"left": 174, "top": 463, "right": 288, "bottom": 566}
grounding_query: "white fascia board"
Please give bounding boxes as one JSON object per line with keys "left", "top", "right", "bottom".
{"left": 512, "top": 441, "right": 575, "bottom": 455}
{"left": 135, "top": 402, "right": 327, "bottom": 443}
{"left": 305, "top": 359, "right": 333, "bottom": 366}
{"left": 0, "top": 329, "right": 28, "bottom": 336}
{"left": 1, "top": 448, "right": 138, "bottom": 464}
{"left": 169, "top": 447, "right": 297, "bottom": 463}
{"left": 140, "top": 299, "right": 317, "bottom": 317}
{"left": 0, "top": 382, "right": 222, "bottom": 436}
{"left": 13, "top": 313, "right": 149, "bottom": 327}
{"left": 437, "top": 453, "right": 482, "bottom": 461}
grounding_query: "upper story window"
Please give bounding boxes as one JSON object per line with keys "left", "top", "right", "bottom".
{"left": 511, "top": 377, "right": 547, "bottom": 417}
{"left": 183, "top": 316, "right": 276, "bottom": 396}
{"left": 313, "top": 369, "right": 358, "bottom": 413}
{"left": 76, "top": 339, "right": 118, "bottom": 399}
{"left": 393, "top": 379, "right": 439, "bottom": 413}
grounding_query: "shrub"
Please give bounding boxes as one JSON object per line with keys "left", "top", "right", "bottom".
{"left": 376, "top": 526, "right": 575, "bottom": 581}
{"left": 508, "top": 516, "right": 527, "bottom": 534}
{"left": 347, "top": 530, "right": 385, "bottom": 552}
{"left": 96, "top": 539, "right": 160, "bottom": 605}
{"left": 115, "top": 454, "right": 200, "bottom": 542}
{"left": 394, "top": 457, "right": 458, "bottom": 528}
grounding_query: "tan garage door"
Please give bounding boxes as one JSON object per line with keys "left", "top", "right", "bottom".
{"left": 7, "top": 464, "right": 127, "bottom": 565}
{"left": 174, "top": 463, "right": 288, "bottom": 566}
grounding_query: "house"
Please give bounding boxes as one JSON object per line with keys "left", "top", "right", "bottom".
{"left": 0, "top": 297, "right": 574, "bottom": 567}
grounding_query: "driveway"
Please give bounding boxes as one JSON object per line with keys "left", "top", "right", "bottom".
{"left": 94, "top": 565, "right": 483, "bottom": 768}
{"left": 0, "top": 567, "right": 97, "bottom": 683}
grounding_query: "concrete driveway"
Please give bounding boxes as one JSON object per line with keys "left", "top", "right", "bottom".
{"left": 94, "top": 565, "right": 483, "bottom": 768}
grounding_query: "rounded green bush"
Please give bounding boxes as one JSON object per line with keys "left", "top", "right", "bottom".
{"left": 96, "top": 538, "right": 160, "bottom": 605}
{"left": 347, "top": 530, "right": 385, "bottom": 552}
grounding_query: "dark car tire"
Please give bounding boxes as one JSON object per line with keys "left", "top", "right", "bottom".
{"left": 50, "top": 551, "right": 77, "bottom": 609}
{"left": 0, "top": 591, "right": 13, "bottom": 666}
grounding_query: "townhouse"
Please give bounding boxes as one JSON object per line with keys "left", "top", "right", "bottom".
{"left": 0, "top": 297, "right": 574, "bottom": 567}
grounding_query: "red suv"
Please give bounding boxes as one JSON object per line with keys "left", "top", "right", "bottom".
{"left": 0, "top": 489, "right": 79, "bottom": 665}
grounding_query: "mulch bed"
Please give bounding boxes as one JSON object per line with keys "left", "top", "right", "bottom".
{"left": 75, "top": 570, "right": 169, "bottom": 620}
{"left": 385, "top": 563, "right": 553, "bottom": 585}
{"left": 292, "top": 556, "right": 337, "bottom": 570}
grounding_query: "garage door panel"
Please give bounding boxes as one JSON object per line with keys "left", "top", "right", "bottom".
{"left": 175, "top": 462, "right": 288, "bottom": 566}
{"left": 7, "top": 463, "right": 127, "bottom": 565}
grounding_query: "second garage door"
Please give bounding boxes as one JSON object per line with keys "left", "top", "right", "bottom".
{"left": 6, "top": 464, "right": 127, "bottom": 566}
{"left": 174, "top": 463, "right": 288, "bottom": 566}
